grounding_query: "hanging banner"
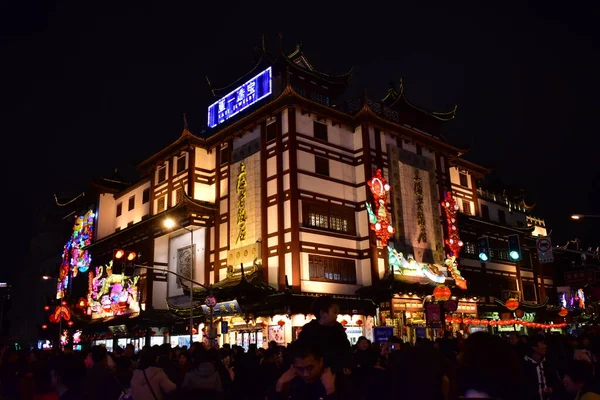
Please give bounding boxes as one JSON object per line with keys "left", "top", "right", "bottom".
{"left": 536, "top": 237, "right": 554, "bottom": 263}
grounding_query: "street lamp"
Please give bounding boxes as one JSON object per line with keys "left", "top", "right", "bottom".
{"left": 571, "top": 214, "right": 600, "bottom": 220}
{"left": 163, "top": 217, "right": 195, "bottom": 346}
{"left": 42, "top": 275, "right": 52, "bottom": 280}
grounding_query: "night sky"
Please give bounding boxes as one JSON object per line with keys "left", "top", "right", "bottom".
{"left": 2, "top": 1, "right": 598, "bottom": 286}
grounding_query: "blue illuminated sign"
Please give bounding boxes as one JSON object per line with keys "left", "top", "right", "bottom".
{"left": 207, "top": 67, "right": 272, "bottom": 128}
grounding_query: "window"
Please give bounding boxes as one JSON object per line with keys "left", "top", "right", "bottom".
{"left": 416, "top": 144, "right": 422, "bottom": 156}
{"left": 176, "top": 154, "right": 186, "bottom": 174}
{"left": 523, "top": 282, "right": 536, "bottom": 302}
{"left": 464, "top": 242, "right": 476, "bottom": 255}
{"left": 220, "top": 147, "right": 230, "bottom": 165}
{"left": 128, "top": 196, "right": 135, "bottom": 211}
{"left": 459, "top": 170, "right": 469, "bottom": 187}
{"left": 127, "top": 221, "right": 134, "bottom": 227}
{"left": 481, "top": 204, "right": 489, "bottom": 220}
{"left": 313, "top": 121, "right": 328, "bottom": 141}
{"left": 141, "top": 214, "right": 149, "bottom": 221}
{"left": 266, "top": 121, "right": 276, "bottom": 142}
{"left": 116, "top": 203, "right": 122, "bottom": 217}
{"left": 308, "top": 254, "right": 356, "bottom": 284}
{"left": 462, "top": 200, "right": 472, "bottom": 215}
{"left": 498, "top": 210, "right": 506, "bottom": 224}
{"left": 309, "top": 92, "right": 330, "bottom": 106}
{"left": 303, "top": 201, "right": 356, "bottom": 235}
{"left": 142, "top": 188, "right": 150, "bottom": 204}
{"left": 315, "top": 156, "right": 329, "bottom": 176}
{"left": 157, "top": 196, "right": 166, "bottom": 213}
{"left": 176, "top": 187, "right": 183, "bottom": 204}
{"left": 158, "top": 166, "right": 166, "bottom": 183}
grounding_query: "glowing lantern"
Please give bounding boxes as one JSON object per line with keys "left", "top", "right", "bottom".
{"left": 67, "top": 321, "right": 74, "bottom": 327}
{"left": 452, "top": 317, "right": 462, "bottom": 324}
{"left": 558, "top": 308, "right": 568, "bottom": 317}
{"left": 445, "top": 316, "right": 453, "bottom": 323}
{"left": 341, "top": 320, "right": 348, "bottom": 326}
{"left": 505, "top": 298, "right": 519, "bottom": 311}
{"left": 278, "top": 320, "right": 286, "bottom": 327}
{"left": 463, "top": 318, "right": 472, "bottom": 325}
{"left": 472, "top": 319, "right": 481, "bottom": 325}
{"left": 42, "top": 324, "right": 48, "bottom": 330}
{"left": 43, "top": 305, "right": 50, "bottom": 311}
{"left": 356, "top": 320, "right": 363, "bottom": 326}
{"left": 489, "top": 320, "right": 497, "bottom": 327}
{"left": 433, "top": 285, "right": 451, "bottom": 301}
{"left": 77, "top": 298, "right": 87, "bottom": 309}
{"left": 480, "top": 319, "right": 489, "bottom": 326}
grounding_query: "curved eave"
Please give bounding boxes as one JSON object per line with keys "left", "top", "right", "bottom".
{"left": 388, "top": 80, "right": 457, "bottom": 122}
{"left": 208, "top": 53, "right": 272, "bottom": 98}
{"left": 449, "top": 156, "right": 493, "bottom": 177}
{"left": 136, "top": 128, "right": 206, "bottom": 173}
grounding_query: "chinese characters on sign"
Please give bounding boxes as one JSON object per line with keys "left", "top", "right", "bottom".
{"left": 207, "top": 67, "right": 272, "bottom": 128}
{"left": 201, "top": 300, "right": 241, "bottom": 317}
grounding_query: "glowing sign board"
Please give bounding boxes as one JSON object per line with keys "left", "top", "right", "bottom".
{"left": 207, "top": 67, "right": 272, "bottom": 128}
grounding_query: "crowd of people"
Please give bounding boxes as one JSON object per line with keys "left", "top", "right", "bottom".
{"left": 1, "top": 296, "right": 600, "bottom": 399}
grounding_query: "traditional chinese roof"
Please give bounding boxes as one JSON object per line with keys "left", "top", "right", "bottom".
{"left": 89, "top": 168, "right": 131, "bottom": 194}
{"left": 248, "top": 292, "right": 377, "bottom": 317}
{"left": 382, "top": 79, "right": 457, "bottom": 122}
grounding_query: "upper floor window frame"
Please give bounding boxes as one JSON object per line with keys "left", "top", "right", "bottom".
{"left": 176, "top": 154, "right": 186, "bottom": 174}
{"left": 157, "top": 165, "right": 167, "bottom": 184}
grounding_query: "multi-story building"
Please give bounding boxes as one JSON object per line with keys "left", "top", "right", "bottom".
{"left": 51, "top": 38, "right": 558, "bottom": 348}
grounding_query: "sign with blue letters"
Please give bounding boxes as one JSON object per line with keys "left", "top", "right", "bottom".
{"left": 373, "top": 326, "right": 394, "bottom": 343}
{"left": 207, "top": 67, "right": 272, "bottom": 128}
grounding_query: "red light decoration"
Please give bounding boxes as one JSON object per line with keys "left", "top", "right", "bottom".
{"left": 445, "top": 316, "right": 453, "bottom": 323}
{"left": 463, "top": 317, "right": 472, "bottom": 325}
{"left": 366, "top": 169, "right": 395, "bottom": 246}
{"left": 49, "top": 305, "right": 71, "bottom": 323}
{"left": 505, "top": 298, "right": 520, "bottom": 311}
{"left": 42, "top": 324, "right": 48, "bottom": 330}
{"left": 480, "top": 319, "right": 489, "bottom": 326}
{"left": 67, "top": 321, "right": 74, "bottom": 327}
{"left": 472, "top": 319, "right": 481, "bottom": 325}
{"left": 43, "top": 305, "right": 50, "bottom": 311}
{"left": 489, "top": 320, "right": 497, "bottom": 327}
{"left": 277, "top": 320, "right": 286, "bottom": 327}
{"left": 441, "top": 192, "right": 467, "bottom": 290}
{"left": 356, "top": 320, "right": 363, "bottom": 326}
{"left": 558, "top": 308, "right": 568, "bottom": 317}
{"left": 341, "top": 320, "right": 348, "bottom": 326}
{"left": 433, "top": 285, "right": 451, "bottom": 301}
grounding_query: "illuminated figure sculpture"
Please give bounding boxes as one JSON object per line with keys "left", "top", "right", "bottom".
{"left": 366, "top": 169, "right": 395, "bottom": 246}
{"left": 441, "top": 192, "right": 468, "bottom": 290}
{"left": 387, "top": 245, "right": 446, "bottom": 284}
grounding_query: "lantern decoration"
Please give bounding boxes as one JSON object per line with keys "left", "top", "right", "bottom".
{"left": 356, "top": 320, "right": 363, "bottom": 326}
{"left": 67, "top": 321, "right": 74, "bottom": 327}
{"left": 558, "top": 308, "right": 568, "bottom": 317}
{"left": 433, "top": 285, "right": 451, "bottom": 302}
{"left": 365, "top": 169, "right": 395, "bottom": 246}
{"left": 43, "top": 305, "right": 50, "bottom": 311}
{"left": 452, "top": 317, "right": 462, "bottom": 324}
{"left": 278, "top": 320, "right": 286, "bottom": 327}
{"left": 441, "top": 192, "right": 467, "bottom": 290}
{"left": 49, "top": 305, "right": 71, "bottom": 323}
{"left": 514, "top": 309, "right": 525, "bottom": 319}
{"left": 505, "top": 298, "right": 520, "bottom": 311}
{"left": 341, "top": 320, "right": 348, "bottom": 327}
{"left": 489, "top": 320, "right": 497, "bottom": 327}
{"left": 480, "top": 319, "right": 489, "bottom": 326}
{"left": 42, "top": 324, "right": 48, "bottom": 330}
{"left": 77, "top": 297, "right": 87, "bottom": 309}
{"left": 463, "top": 317, "right": 472, "bottom": 325}
{"left": 472, "top": 319, "right": 481, "bottom": 325}
{"left": 445, "top": 316, "right": 453, "bottom": 323}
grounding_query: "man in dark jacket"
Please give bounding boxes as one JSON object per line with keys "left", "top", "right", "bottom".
{"left": 298, "top": 296, "right": 351, "bottom": 373}
{"left": 522, "top": 335, "right": 559, "bottom": 400}
{"left": 267, "top": 339, "right": 357, "bottom": 400}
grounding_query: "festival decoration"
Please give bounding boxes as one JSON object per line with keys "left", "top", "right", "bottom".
{"left": 558, "top": 308, "right": 568, "bottom": 317}
{"left": 43, "top": 305, "right": 50, "bottom": 311}
{"left": 489, "top": 320, "right": 497, "bottom": 327}
{"left": 414, "top": 169, "right": 427, "bottom": 243}
{"left": 577, "top": 288, "right": 586, "bottom": 309}
{"left": 56, "top": 210, "right": 95, "bottom": 299}
{"left": 433, "top": 285, "right": 451, "bottom": 301}
{"left": 49, "top": 305, "right": 71, "bottom": 323}
{"left": 277, "top": 320, "right": 286, "bottom": 327}
{"left": 441, "top": 193, "right": 467, "bottom": 290}
{"left": 356, "top": 320, "right": 363, "bottom": 326}
{"left": 388, "top": 245, "right": 445, "bottom": 283}
{"left": 42, "top": 324, "right": 48, "bottom": 330}
{"left": 87, "top": 261, "right": 140, "bottom": 320}
{"left": 463, "top": 318, "right": 472, "bottom": 325}
{"left": 443, "top": 257, "right": 467, "bottom": 290}
{"left": 505, "top": 298, "right": 520, "bottom": 311}
{"left": 366, "top": 169, "right": 395, "bottom": 246}
{"left": 235, "top": 162, "right": 247, "bottom": 244}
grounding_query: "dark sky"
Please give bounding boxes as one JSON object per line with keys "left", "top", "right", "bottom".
{"left": 2, "top": 1, "right": 599, "bottom": 285}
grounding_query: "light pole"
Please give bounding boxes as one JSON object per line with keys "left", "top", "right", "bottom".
{"left": 164, "top": 218, "right": 195, "bottom": 346}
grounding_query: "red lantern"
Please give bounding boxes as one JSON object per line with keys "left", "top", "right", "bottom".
{"left": 489, "top": 320, "right": 497, "bottom": 327}
{"left": 42, "top": 324, "right": 48, "bottom": 330}
{"left": 67, "top": 321, "right": 74, "bottom": 327}
{"left": 341, "top": 320, "right": 348, "bottom": 327}
{"left": 558, "top": 308, "right": 568, "bottom": 317}
{"left": 463, "top": 318, "right": 472, "bottom": 325}
{"left": 505, "top": 298, "right": 519, "bottom": 311}
{"left": 453, "top": 317, "right": 463, "bottom": 324}
{"left": 433, "top": 285, "right": 451, "bottom": 301}
{"left": 43, "top": 305, "right": 50, "bottom": 311}
{"left": 480, "top": 319, "right": 489, "bottom": 326}
{"left": 356, "top": 320, "right": 363, "bottom": 326}
{"left": 472, "top": 319, "right": 481, "bottom": 325}
{"left": 278, "top": 320, "right": 285, "bottom": 327}
{"left": 445, "top": 316, "right": 453, "bottom": 323}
